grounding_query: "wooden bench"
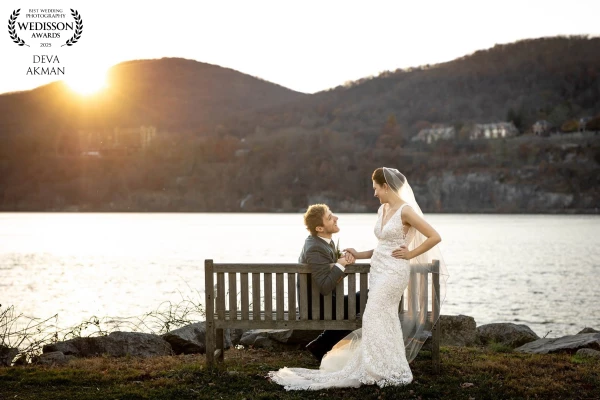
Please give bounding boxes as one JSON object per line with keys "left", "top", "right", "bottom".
{"left": 204, "top": 260, "right": 441, "bottom": 373}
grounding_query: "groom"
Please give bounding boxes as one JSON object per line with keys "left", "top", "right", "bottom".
{"left": 299, "top": 204, "right": 359, "bottom": 362}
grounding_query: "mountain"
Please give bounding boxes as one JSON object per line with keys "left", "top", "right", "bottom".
{"left": 224, "top": 36, "right": 600, "bottom": 141}
{"left": 0, "top": 36, "right": 598, "bottom": 213}
{"left": 0, "top": 58, "right": 307, "bottom": 136}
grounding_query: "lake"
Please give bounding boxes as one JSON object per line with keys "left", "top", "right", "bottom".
{"left": 1, "top": 213, "right": 599, "bottom": 338}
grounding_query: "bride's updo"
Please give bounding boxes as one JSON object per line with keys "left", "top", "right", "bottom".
{"left": 372, "top": 167, "right": 406, "bottom": 191}
{"left": 372, "top": 168, "right": 386, "bottom": 186}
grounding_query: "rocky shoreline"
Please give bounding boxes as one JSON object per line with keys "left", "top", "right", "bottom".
{"left": 1, "top": 315, "right": 599, "bottom": 367}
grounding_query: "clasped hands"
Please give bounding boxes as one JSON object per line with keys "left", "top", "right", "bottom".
{"left": 337, "top": 250, "right": 355, "bottom": 266}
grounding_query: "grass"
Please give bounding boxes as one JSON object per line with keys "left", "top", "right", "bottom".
{"left": 0, "top": 346, "right": 599, "bottom": 400}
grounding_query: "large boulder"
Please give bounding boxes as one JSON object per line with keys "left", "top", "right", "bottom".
{"left": 477, "top": 323, "right": 539, "bottom": 348}
{"left": 576, "top": 348, "right": 600, "bottom": 359}
{"left": 239, "top": 329, "right": 317, "bottom": 351}
{"left": 515, "top": 333, "right": 600, "bottom": 354}
{"left": 266, "top": 329, "right": 321, "bottom": 346}
{"left": 43, "top": 332, "right": 172, "bottom": 358}
{"left": 161, "top": 322, "right": 232, "bottom": 354}
{"left": 578, "top": 327, "right": 599, "bottom": 334}
{"left": 36, "top": 351, "right": 76, "bottom": 366}
{"left": 439, "top": 315, "right": 479, "bottom": 346}
{"left": 0, "top": 345, "right": 18, "bottom": 367}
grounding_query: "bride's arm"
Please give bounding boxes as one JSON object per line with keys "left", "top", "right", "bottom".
{"left": 343, "top": 248, "right": 373, "bottom": 260}
{"left": 392, "top": 207, "right": 441, "bottom": 260}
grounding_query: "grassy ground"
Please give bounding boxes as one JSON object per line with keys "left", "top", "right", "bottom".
{"left": 0, "top": 346, "right": 598, "bottom": 400}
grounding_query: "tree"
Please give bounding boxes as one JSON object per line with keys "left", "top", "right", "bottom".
{"left": 506, "top": 107, "right": 525, "bottom": 131}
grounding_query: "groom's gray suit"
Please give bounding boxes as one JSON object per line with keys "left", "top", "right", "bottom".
{"left": 299, "top": 235, "right": 362, "bottom": 360}
{"left": 298, "top": 235, "right": 346, "bottom": 318}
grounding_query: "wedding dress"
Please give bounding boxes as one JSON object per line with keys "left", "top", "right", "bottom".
{"left": 268, "top": 203, "right": 415, "bottom": 390}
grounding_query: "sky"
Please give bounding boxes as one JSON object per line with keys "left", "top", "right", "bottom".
{"left": 1, "top": 0, "right": 599, "bottom": 96}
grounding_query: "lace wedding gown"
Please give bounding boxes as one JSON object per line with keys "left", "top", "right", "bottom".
{"left": 268, "top": 203, "right": 415, "bottom": 390}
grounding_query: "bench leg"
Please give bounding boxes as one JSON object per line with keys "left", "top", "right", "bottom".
{"left": 216, "top": 328, "right": 224, "bottom": 363}
{"left": 432, "top": 319, "right": 440, "bottom": 374}
{"left": 206, "top": 320, "right": 215, "bottom": 367}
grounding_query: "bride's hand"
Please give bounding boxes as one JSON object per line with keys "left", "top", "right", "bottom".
{"left": 392, "top": 245, "right": 412, "bottom": 260}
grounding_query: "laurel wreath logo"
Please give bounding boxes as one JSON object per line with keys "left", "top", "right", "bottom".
{"left": 8, "top": 9, "right": 29, "bottom": 47}
{"left": 62, "top": 9, "right": 82, "bottom": 47}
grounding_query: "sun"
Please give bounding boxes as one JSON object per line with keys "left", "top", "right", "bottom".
{"left": 65, "top": 66, "right": 108, "bottom": 96}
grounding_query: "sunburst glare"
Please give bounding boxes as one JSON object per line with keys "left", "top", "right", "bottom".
{"left": 65, "top": 65, "right": 108, "bottom": 95}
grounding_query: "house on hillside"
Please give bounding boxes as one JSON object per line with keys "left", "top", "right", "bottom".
{"left": 412, "top": 126, "right": 456, "bottom": 144}
{"left": 532, "top": 120, "right": 552, "bottom": 136}
{"left": 78, "top": 125, "right": 158, "bottom": 153}
{"left": 470, "top": 122, "right": 518, "bottom": 139}
{"left": 579, "top": 117, "right": 593, "bottom": 132}
{"left": 114, "top": 126, "right": 157, "bottom": 149}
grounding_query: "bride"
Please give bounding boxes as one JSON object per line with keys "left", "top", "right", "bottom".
{"left": 268, "top": 167, "right": 448, "bottom": 390}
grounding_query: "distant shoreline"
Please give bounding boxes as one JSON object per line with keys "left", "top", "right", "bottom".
{"left": 1, "top": 210, "right": 598, "bottom": 215}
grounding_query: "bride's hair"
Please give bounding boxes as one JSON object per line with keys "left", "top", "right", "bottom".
{"left": 371, "top": 168, "right": 386, "bottom": 186}
{"left": 303, "top": 204, "right": 329, "bottom": 236}
{"left": 372, "top": 167, "right": 406, "bottom": 189}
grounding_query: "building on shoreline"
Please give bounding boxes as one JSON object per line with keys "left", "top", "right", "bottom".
{"left": 470, "top": 122, "right": 518, "bottom": 139}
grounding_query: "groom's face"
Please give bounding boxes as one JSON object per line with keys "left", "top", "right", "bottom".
{"left": 317, "top": 208, "right": 340, "bottom": 236}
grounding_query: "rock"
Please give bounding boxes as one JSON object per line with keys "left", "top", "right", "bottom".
{"left": 240, "top": 330, "right": 305, "bottom": 351}
{"left": 37, "top": 351, "right": 75, "bottom": 366}
{"left": 578, "top": 327, "right": 599, "bottom": 334}
{"left": 576, "top": 348, "right": 600, "bottom": 359}
{"left": 161, "top": 322, "right": 232, "bottom": 354}
{"left": 43, "top": 332, "right": 172, "bottom": 358}
{"left": 267, "top": 329, "right": 321, "bottom": 345}
{"left": 230, "top": 329, "right": 245, "bottom": 346}
{"left": 515, "top": 333, "right": 600, "bottom": 354}
{"left": 439, "top": 315, "right": 479, "bottom": 347}
{"left": 477, "top": 323, "right": 539, "bottom": 348}
{"left": 0, "top": 345, "right": 18, "bottom": 367}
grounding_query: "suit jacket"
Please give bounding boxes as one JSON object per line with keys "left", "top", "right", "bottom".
{"left": 298, "top": 235, "right": 346, "bottom": 318}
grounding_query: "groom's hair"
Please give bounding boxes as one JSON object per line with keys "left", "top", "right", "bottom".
{"left": 304, "top": 204, "right": 329, "bottom": 236}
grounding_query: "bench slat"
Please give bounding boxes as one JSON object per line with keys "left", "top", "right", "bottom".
{"left": 213, "top": 264, "right": 370, "bottom": 274}
{"left": 276, "top": 273, "right": 284, "bottom": 320}
{"left": 252, "top": 273, "right": 261, "bottom": 321}
{"left": 407, "top": 270, "right": 417, "bottom": 319}
{"left": 215, "top": 319, "right": 363, "bottom": 330}
{"left": 348, "top": 273, "right": 356, "bottom": 320}
{"left": 287, "top": 273, "right": 296, "bottom": 320}
{"left": 264, "top": 273, "right": 272, "bottom": 320}
{"left": 212, "top": 263, "right": 433, "bottom": 274}
{"left": 336, "top": 280, "right": 344, "bottom": 320}
{"left": 360, "top": 273, "right": 368, "bottom": 314}
{"left": 323, "top": 293, "right": 332, "bottom": 320}
{"left": 217, "top": 273, "right": 226, "bottom": 320}
{"left": 420, "top": 272, "right": 429, "bottom": 319}
{"left": 228, "top": 272, "right": 237, "bottom": 321}
{"left": 311, "top": 281, "right": 320, "bottom": 320}
{"left": 299, "top": 273, "right": 309, "bottom": 320}
{"left": 240, "top": 273, "right": 249, "bottom": 320}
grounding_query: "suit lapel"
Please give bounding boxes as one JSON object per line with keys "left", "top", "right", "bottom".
{"left": 317, "top": 236, "right": 336, "bottom": 261}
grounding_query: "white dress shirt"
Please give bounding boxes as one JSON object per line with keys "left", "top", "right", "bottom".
{"left": 317, "top": 235, "right": 345, "bottom": 273}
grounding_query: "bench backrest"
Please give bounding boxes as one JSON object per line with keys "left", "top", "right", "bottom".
{"left": 204, "top": 260, "right": 440, "bottom": 330}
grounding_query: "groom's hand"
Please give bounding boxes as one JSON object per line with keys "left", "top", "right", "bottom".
{"left": 344, "top": 248, "right": 358, "bottom": 259}
{"left": 337, "top": 256, "right": 349, "bottom": 267}
{"left": 344, "top": 251, "right": 355, "bottom": 265}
